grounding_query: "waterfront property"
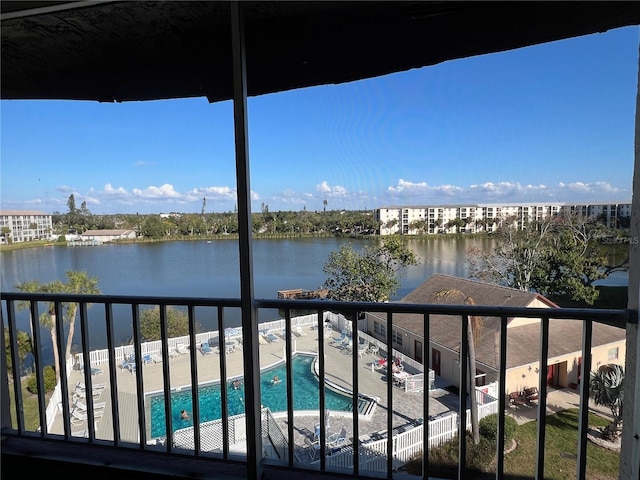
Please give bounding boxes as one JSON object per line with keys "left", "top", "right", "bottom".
{"left": 366, "top": 274, "right": 627, "bottom": 396}
{"left": 377, "top": 202, "right": 634, "bottom": 235}
{"left": 2, "top": 3, "right": 639, "bottom": 480}
{"left": 0, "top": 210, "right": 53, "bottom": 244}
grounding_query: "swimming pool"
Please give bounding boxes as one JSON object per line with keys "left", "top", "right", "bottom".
{"left": 148, "top": 354, "right": 368, "bottom": 438}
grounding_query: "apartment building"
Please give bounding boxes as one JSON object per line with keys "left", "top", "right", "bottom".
{"left": 0, "top": 210, "right": 53, "bottom": 244}
{"left": 376, "top": 202, "right": 632, "bottom": 235}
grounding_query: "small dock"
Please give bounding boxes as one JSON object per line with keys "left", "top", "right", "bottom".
{"left": 68, "top": 240, "right": 104, "bottom": 247}
{"left": 277, "top": 288, "right": 328, "bottom": 300}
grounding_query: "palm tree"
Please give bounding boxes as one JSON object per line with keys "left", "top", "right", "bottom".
{"left": 15, "top": 280, "right": 44, "bottom": 341}
{"left": 590, "top": 364, "right": 624, "bottom": 440}
{"left": 62, "top": 271, "right": 101, "bottom": 362}
{"left": 15, "top": 272, "right": 100, "bottom": 383}
{"left": 16, "top": 279, "right": 66, "bottom": 383}
{"left": 433, "top": 289, "right": 481, "bottom": 444}
{"left": 40, "top": 280, "right": 66, "bottom": 383}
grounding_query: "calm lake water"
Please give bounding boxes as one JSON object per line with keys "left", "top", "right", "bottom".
{"left": 0, "top": 236, "right": 628, "bottom": 363}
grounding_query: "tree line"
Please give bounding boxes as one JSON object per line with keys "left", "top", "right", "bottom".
{"left": 53, "top": 195, "right": 380, "bottom": 239}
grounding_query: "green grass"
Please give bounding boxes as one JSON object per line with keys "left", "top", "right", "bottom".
{"left": 503, "top": 409, "right": 618, "bottom": 480}
{"left": 0, "top": 239, "right": 59, "bottom": 252}
{"left": 8, "top": 377, "right": 47, "bottom": 431}
{"left": 406, "top": 409, "right": 619, "bottom": 479}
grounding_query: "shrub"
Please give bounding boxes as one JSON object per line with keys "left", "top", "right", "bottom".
{"left": 26, "top": 366, "right": 57, "bottom": 394}
{"left": 479, "top": 413, "right": 518, "bottom": 444}
{"left": 404, "top": 433, "right": 494, "bottom": 477}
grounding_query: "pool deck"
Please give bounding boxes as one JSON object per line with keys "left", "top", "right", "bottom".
{"left": 55, "top": 325, "right": 593, "bottom": 463}
{"left": 58, "top": 327, "right": 450, "bottom": 450}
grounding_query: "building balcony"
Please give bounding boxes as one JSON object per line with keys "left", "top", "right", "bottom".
{"left": 1, "top": 292, "right": 637, "bottom": 479}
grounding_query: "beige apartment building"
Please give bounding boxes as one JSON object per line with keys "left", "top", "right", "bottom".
{"left": 0, "top": 210, "right": 53, "bottom": 244}
{"left": 376, "top": 202, "right": 632, "bottom": 235}
{"left": 365, "top": 274, "right": 626, "bottom": 396}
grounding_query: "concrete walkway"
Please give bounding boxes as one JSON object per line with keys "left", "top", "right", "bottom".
{"left": 55, "top": 326, "right": 451, "bottom": 451}
{"left": 52, "top": 325, "right": 609, "bottom": 464}
{"left": 506, "top": 386, "right": 613, "bottom": 425}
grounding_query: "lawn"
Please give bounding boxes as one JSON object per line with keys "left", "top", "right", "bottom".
{"left": 8, "top": 378, "right": 45, "bottom": 431}
{"left": 409, "top": 408, "right": 619, "bottom": 479}
{"left": 503, "top": 409, "right": 619, "bottom": 480}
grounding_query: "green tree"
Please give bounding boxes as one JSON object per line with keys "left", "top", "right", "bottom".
{"left": 322, "top": 236, "right": 418, "bottom": 302}
{"left": 139, "top": 306, "right": 197, "bottom": 341}
{"left": 16, "top": 272, "right": 100, "bottom": 383}
{"left": 1, "top": 226, "right": 12, "bottom": 244}
{"left": 432, "top": 289, "right": 481, "bottom": 445}
{"left": 467, "top": 215, "right": 611, "bottom": 305}
{"left": 590, "top": 364, "right": 624, "bottom": 440}
{"left": 142, "top": 216, "right": 165, "bottom": 239}
{"left": 16, "top": 279, "right": 65, "bottom": 382}
{"left": 67, "top": 194, "right": 76, "bottom": 215}
{"left": 61, "top": 271, "right": 101, "bottom": 362}
{"left": 4, "top": 328, "right": 32, "bottom": 376}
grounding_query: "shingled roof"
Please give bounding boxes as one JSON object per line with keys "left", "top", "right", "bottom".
{"left": 388, "top": 274, "right": 625, "bottom": 370}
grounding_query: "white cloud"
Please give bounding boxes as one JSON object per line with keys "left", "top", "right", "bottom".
{"left": 132, "top": 184, "right": 182, "bottom": 199}
{"left": 103, "top": 183, "right": 130, "bottom": 197}
{"left": 315, "top": 181, "right": 347, "bottom": 196}
{"left": 383, "top": 179, "right": 630, "bottom": 205}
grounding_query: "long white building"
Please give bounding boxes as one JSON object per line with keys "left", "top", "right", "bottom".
{"left": 0, "top": 210, "right": 54, "bottom": 244}
{"left": 376, "top": 202, "right": 633, "bottom": 235}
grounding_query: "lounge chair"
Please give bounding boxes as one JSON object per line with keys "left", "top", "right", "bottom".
{"left": 121, "top": 359, "right": 136, "bottom": 373}
{"left": 328, "top": 426, "right": 348, "bottom": 448}
{"left": 329, "top": 330, "right": 348, "bottom": 347}
{"left": 175, "top": 343, "right": 189, "bottom": 355}
{"left": 74, "top": 381, "right": 106, "bottom": 393}
{"left": 73, "top": 387, "right": 103, "bottom": 402}
{"left": 264, "top": 331, "right": 279, "bottom": 343}
{"left": 293, "top": 325, "right": 307, "bottom": 337}
{"left": 71, "top": 407, "right": 105, "bottom": 426}
{"left": 72, "top": 400, "right": 106, "bottom": 414}
{"left": 200, "top": 342, "right": 213, "bottom": 355}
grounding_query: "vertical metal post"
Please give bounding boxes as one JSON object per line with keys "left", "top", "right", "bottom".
{"left": 576, "top": 319, "right": 593, "bottom": 479}
{"left": 534, "top": 316, "right": 550, "bottom": 479}
{"left": 230, "top": 2, "right": 261, "bottom": 478}
{"left": 495, "top": 316, "right": 508, "bottom": 480}
{"left": 620, "top": 39, "right": 640, "bottom": 480}
{"left": 458, "top": 314, "right": 469, "bottom": 480}
{"left": 422, "top": 313, "right": 430, "bottom": 478}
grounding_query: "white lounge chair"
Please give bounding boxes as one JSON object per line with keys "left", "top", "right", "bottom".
{"left": 293, "top": 325, "right": 307, "bottom": 337}
{"left": 71, "top": 407, "right": 105, "bottom": 426}
{"left": 175, "top": 343, "right": 188, "bottom": 355}
{"left": 73, "top": 388, "right": 102, "bottom": 402}
{"left": 72, "top": 400, "right": 106, "bottom": 414}
{"left": 328, "top": 426, "right": 348, "bottom": 448}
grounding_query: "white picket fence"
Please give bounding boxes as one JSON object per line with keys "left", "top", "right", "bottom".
{"left": 321, "top": 386, "right": 499, "bottom": 471}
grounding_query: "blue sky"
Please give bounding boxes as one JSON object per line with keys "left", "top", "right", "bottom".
{"left": 1, "top": 26, "right": 638, "bottom": 215}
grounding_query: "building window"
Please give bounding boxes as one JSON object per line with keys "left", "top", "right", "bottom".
{"left": 392, "top": 329, "right": 403, "bottom": 347}
{"left": 607, "top": 347, "right": 619, "bottom": 361}
{"left": 374, "top": 321, "right": 385, "bottom": 337}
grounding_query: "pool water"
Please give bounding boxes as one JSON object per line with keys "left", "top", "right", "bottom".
{"left": 149, "top": 354, "right": 366, "bottom": 438}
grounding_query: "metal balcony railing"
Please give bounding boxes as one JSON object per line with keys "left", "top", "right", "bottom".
{"left": 0, "top": 292, "right": 636, "bottom": 480}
